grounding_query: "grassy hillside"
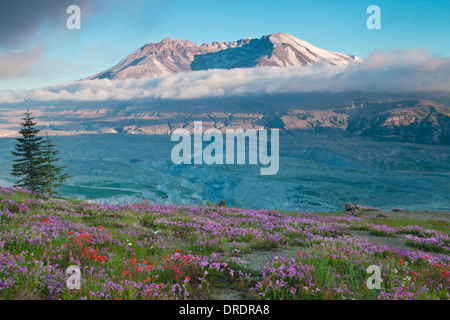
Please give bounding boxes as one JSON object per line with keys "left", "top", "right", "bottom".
{"left": 0, "top": 186, "right": 449, "bottom": 300}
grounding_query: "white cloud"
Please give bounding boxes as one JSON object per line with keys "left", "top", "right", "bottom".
{"left": 2, "top": 49, "right": 450, "bottom": 104}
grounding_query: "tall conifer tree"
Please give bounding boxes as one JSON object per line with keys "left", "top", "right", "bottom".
{"left": 41, "top": 133, "right": 70, "bottom": 197}
{"left": 11, "top": 107, "right": 44, "bottom": 192}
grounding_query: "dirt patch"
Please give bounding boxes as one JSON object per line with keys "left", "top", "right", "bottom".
{"left": 211, "top": 245, "right": 313, "bottom": 300}
{"left": 359, "top": 210, "right": 450, "bottom": 222}
{"left": 239, "top": 245, "right": 311, "bottom": 272}
{"left": 350, "top": 230, "right": 450, "bottom": 256}
{"left": 211, "top": 288, "right": 246, "bottom": 300}
{"left": 351, "top": 230, "right": 415, "bottom": 252}
{"left": 131, "top": 221, "right": 187, "bottom": 249}
{"left": 12, "top": 289, "right": 41, "bottom": 300}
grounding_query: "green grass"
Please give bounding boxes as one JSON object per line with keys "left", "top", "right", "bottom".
{"left": 369, "top": 218, "right": 450, "bottom": 235}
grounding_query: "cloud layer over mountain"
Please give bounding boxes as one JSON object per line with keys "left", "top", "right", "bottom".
{"left": 1, "top": 49, "right": 450, "bottom": 104}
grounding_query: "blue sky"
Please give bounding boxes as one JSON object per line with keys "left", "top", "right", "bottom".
{"left": 1, "top": 0, "right": 449, "bottom": 91}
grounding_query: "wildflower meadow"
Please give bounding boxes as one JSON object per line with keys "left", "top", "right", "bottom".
{"left": 0, "top": 186, "right": 449, "bottom": 300}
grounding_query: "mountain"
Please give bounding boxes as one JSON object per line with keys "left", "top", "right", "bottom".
{"left": 283, "top": 99, "right": 450, "bottom": 145}
{"left": 3, "top": 92, "right": 450, "bottom": 146}
{"left": 191, "top": 33, "right": 362, "bottom": 70}
{"left": 85, "top": 33, "right": 362, "bottom": 80}
{"left": 346, "top": 99, "right": 450, "bottom": 145}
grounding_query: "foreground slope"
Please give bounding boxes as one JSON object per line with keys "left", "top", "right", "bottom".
{"left": 0, "top": 187, "right": 449, "bottom": 300}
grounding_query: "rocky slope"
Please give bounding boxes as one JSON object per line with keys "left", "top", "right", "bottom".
{"left": 346, "top": 99, "right": 450, "bottom": 145}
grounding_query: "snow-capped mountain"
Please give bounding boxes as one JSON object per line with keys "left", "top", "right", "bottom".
{"left": 85, "top": 33, "right": 362, "bottom": 80}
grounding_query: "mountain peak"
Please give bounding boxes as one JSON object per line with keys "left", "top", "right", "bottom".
{"left": 85, "top": 33, "right": 361, "bottom": 80}
{"left": 159, "top": 37, "right": 188, "bottom": 44}
{"left": 269, "top": 32, "right": 291, "bottom": 37}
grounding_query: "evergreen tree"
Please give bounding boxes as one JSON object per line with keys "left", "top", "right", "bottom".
{"left": 11, "top": 107, "right": 45, "bottom": 192}
{"left": 40, "top": 133, "right": 70, "bottom": 197}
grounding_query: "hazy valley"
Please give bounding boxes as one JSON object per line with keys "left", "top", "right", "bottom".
{"left": 1, "top": 114, "right": 449, "bottom": 212}
{"left": 1, "top": 34, "right": 449, "bottom": 212}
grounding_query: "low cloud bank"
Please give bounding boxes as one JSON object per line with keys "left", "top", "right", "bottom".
{"left": 2, "top": 49, "right": 450, "bottom": 104}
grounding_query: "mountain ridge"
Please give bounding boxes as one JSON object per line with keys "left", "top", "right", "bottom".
{"left": 2, "top": 94, "right": 450, "bottom": 146}
{"left": 85, "top": 33, "right": 362, "bottom": 80}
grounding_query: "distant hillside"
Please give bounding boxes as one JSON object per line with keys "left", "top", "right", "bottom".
{"left": 346, "top": 99, "right": 450, "bottom": 145}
